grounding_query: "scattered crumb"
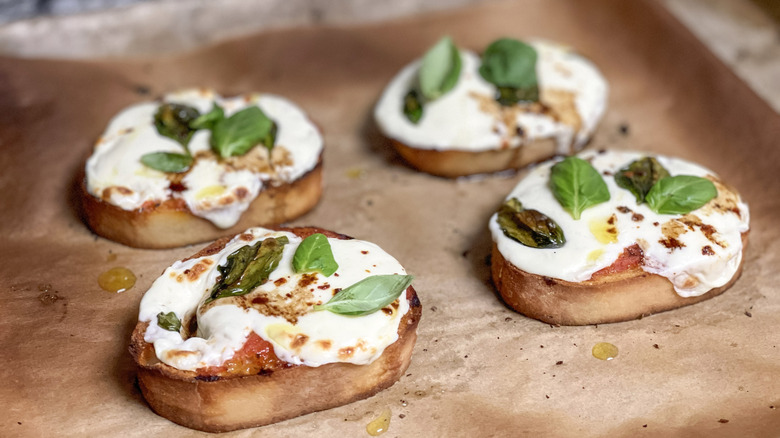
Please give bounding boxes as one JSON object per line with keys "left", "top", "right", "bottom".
{"left": 653, "top": 344, "right": 660, "bottom": 349}
{"left": 505, "top": 317, "right": 513, "bottom": 322}
{"left": 430, "top": 306, "right": 438, "bottom": 312}
{"left": 545, "top": 395, "right": 550, "bottom": 399}
{"left": 399, "top": 414, "right": 406, "bottom": 419}
{"left": 540, "top": 345, "right": 544, "bottom": 348}
{"left": 464, "top": 355, "right": 468, "bottom": 358}
{"left": 618, "top": 123, "right": 630, "bottom": 135}
{"left": 718, "top": 419, "right": 729, "bottom": 424}
{"left": 642, "top": 424, "right": 647, "bottom": 428}
{"left": 745, "top": 310, "right": 752, "bottom": 317}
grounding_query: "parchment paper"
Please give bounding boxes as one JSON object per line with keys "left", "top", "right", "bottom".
{"left": 1, "top": 1, "right": 779, "bottom": 436}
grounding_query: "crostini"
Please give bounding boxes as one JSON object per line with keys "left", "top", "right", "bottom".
{"left": 489, "top": 150, "right": 749, "bottom": 325}
{"left": 83, "top": 89, "right": 323, "bottom": 248}
{"left": 130, "top": 226, "right": 421, "bottom": 432}
{"left": 374, "top": 37, "right": 607, "bottom": 177}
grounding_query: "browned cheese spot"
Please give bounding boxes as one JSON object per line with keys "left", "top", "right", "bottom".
{"left": 616, "top": 206, "right": 631, "bottom": 214}
{"left": 101, "top": 186, "right": 133, "bottom": 200}
{"left": 239, "top": 233, "right": 254, "bottom": 242}
{"left": 274, "top": 277, "right": 288, "bottom": 287}
{"left": 659, "top": 237, "right": 685, "bottom": 250}
{"left": 702, "top": 246, "right": 715, "bottom": 256}
{"left": 234, "top": 187, "right": 249, "bottom": 200}
{"left": 165, "top": 349, "right": 198, "bottom": 360}
{"left": 701, "top": 175, "right": 742, "bottom": 218}
{"left": 316, "top": 340, "right": 332, "bottom": 350}
{"left": 184, "top": 260, "right": 212, "bottom": 281}
{"left": 338, "top": 347, "right": 355, "bottom": 360}
{"left": 290, "top": 334, "right": 309, "bottom": 350}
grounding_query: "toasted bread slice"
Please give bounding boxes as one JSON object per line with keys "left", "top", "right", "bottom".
{"left": 488, "top": 150, "right": 750, "bottom": 325}
{"left": 129, "top": 227, "right": 421, "bottom": 432}
{"left": 83, "top": 89, "right": 324, "bottom": 248}
{"left": 374, "top": 40, "right": 607, "bottom": 178}
{"left": 82, "top": 162, "right": 322, "bottom": 249}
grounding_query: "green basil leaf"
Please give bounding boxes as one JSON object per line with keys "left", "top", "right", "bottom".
{"left": 614, "top": 157, "right": 670, "bottom": 204}
{"left": 313, "top": 275, "right": 414, "bottom": 316}
{"left": 211, "top": 106, "right": 275, "bottom": 158}
{"left": 646, "top": 175, "right": 717, "bottom": 215}
{"left": 154, "top": 103, "right": 200, "bottom": 148}
{"left": 189, "top": 103, "right": 225, "bottom": 130}
{"left": 293, "top": 233, "right": 339, "bottom": 277}
{"left": 479, "top": 38, "right": 539, "bottom": 105}
{"left": 207, "top": 236, "right": 289, "bottom": 303}
{"left": 550, "top": 157, "right": 610, "bottom": 220}
{"left": 420, "top": 36, "right": 462, "bottom": 100}
{"left": 157, "top": 311, "right": 182, "bottom": 332}
{"left": 496, "top": 198, "right": 565, "bottom": 248}
{"left": 140, "top": 152, "right": 193, "bottom": 173}
{"left": 403, "top": 89, "right": 424, "bottom": 124}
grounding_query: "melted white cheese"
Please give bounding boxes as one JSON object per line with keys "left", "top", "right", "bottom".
{"left": 85, "top": 89, "right": 322, "bottom": 228}
{"left": 374, "top": 40, "right": 608, "bottom": 153}
{"left": 489, "top": 150, "right": 750, "bottom": 297}
{"left": 139, "top": 228, "right": 412, "bottom": 370}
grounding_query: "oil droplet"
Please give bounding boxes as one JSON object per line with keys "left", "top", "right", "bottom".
{"left": 345, "top": 168, "right": 365, "bottom": 179}
{"left": 366, "top": 408, "right": 391, "bottom": 436}
{"left": 589, "top": 216, "right": 618, "bottom": 244}
{"left": 107, "top": 253, "right": 117, "bottom": 262}
{"left": 195, "top": 185, "right": 226, "bottom": 200}
{"left": 592, "top": 342, "right": 619, "bottom": 360}
{"left": 587, "top": 249, "right": 604, "bottom": 262}
{"left": 98, "top": 267, "right": 136, "bottom": 293}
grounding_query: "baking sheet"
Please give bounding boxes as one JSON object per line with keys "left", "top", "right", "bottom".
{"left": 1, "top": 0, "right": 779, "bottom": 436}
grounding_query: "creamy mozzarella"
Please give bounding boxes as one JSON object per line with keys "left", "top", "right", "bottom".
{"left": 374, "top": 40, "right": 608, "bottom": 153}
{"left": 489, "top": 150, "right": 749, "bottom": 297}
{"left": 85, "top": 89, "right": 322, "bottom": 228}
{"left": 139, "top": 228, "right": 412, "bottom": 370}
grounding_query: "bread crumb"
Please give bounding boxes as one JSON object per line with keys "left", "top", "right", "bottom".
{"left": 718, "top": 419, "right": 729, "bottom": 424}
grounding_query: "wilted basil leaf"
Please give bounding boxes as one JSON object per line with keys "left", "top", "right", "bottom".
{"left": 496, "top": 198, "right": 565, "bottom": 248}
{"left": 479, "top": 38, "right": 539, "bottom": 105}
{"left": 550, "top": 157, "right": 610, "bottom": 220}
{"left": 614, "top": 157, "right": 670, "bottom": 203}
{"left": 293, "top": 233, "right": 339, "bottom": 277}
{"left": 140, "top": 152, "right": 193, "bottom": 173}
{"left": 262, "top": 121, "right": 278, "bottom": 152}
{"left": 419, "top": 36, "right": 462, "bottom": 100}
{"left": 207, "top": 236, "right": 289, "bottom": 303}
{"left": 157, "top": 311, "right": 182, "bottom": 332}
{"left": 211, "top": 106, "right": 275, "bottom": 158}
{"left": 403, "top": 89, "right": 424, "bottom": 124}
{"left": 646, "top": 175, "right": 717, "bottom": 215}
{"left": 313, "top": 275, "right": 414, "bottom": 316}
{"left": 189, "top": 103, "right": 225, "bottom": 130}
{"left": 154, "top": 103, "right": 200, "bottom": 147}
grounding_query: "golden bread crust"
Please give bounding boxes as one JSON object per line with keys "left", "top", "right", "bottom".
{"left": 391, "top": 138, "right": 560, "bottom": 178}
{"left": 129, "top": 226, "right": 422, "bottom": 432}
{"left": 490, "top": 232, "right": 748, "bottom": 325}
{"left": 81, "top": 160, "right": 323, "bottom": 249}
